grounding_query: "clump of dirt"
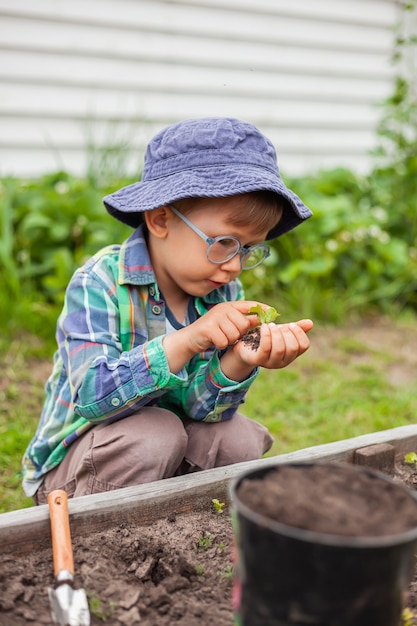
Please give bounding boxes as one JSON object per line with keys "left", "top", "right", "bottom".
{"left": 241, "top": 327, "right": 260, "bottom": 350}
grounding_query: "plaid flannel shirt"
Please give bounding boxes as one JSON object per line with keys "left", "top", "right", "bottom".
{"left": 22, "top": 226, "right": 258, "bottom": 495}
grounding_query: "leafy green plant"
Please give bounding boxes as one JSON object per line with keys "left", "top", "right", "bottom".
{"left": 87, "top": 591, "right": 117, "bottom": 621}
{"left": 247, "top": 305, "right": 280, "bottom": 325}
{"left": 405, "top": 452, "right": 417, "bottom": 469}
{"left": 212, "top": 498, "right": 226, "bottom": 514}
{"left": 0, "top": 171, "right": 131, "bottom": 336}
{"left": 217, "top": 564, "right": 234, "bottom": 585}
{"left": 197, "top": 534, "right": 214, "bottom": 551}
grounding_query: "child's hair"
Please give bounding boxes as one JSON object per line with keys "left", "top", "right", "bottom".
{"left": 173, "top": 191, "right": 284, "bottom": 237}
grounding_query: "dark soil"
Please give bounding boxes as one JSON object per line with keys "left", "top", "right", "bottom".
{"left": 236, "top": 463, "right": 417, "bottom": 536}
{"left": 241, "top": 327, "right": 261, "bottom": 350}
{"left": 0, "top": 508, "right": 234, "bottom": 626}
{"left": 2, "top": 461, "right": 417, "bottom": 625}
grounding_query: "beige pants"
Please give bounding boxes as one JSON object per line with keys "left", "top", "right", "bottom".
{"left": 34, "top": 407, "right": 273, "bottom": 505}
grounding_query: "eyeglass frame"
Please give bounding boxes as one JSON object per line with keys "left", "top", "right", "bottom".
{"left": 168, "top": 204, "right": 270, "bottom": 270}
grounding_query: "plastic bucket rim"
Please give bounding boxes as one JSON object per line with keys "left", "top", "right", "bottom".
{"left": 229, "top": 461, "right": 417, "bottom": 549}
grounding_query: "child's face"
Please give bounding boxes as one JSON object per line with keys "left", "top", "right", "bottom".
{"left": 149, "top": 196, "right": 271, "bottom": 300}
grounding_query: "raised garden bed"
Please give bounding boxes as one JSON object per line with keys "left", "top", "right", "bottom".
{"left": 2, "top": 425, "right": 417, "bottom": 625}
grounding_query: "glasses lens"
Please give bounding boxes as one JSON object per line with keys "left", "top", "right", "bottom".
{"left": 241, "top": 245, "right": 270, "bottom": 269}
{"left": 207, "top": 237, "right": 240, "bottom": 263}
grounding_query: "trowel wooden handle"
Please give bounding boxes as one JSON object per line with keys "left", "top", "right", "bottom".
{"left": 48, "top": 489, "right": 74, "bottom": 577}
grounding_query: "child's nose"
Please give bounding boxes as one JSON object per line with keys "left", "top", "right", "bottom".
{"left": 219, "top": 253, "right": 242, "bottom": 273}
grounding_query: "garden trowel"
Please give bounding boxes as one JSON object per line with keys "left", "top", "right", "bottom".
{"left": 47, "top": 490, "right": 90, "bottom": 626}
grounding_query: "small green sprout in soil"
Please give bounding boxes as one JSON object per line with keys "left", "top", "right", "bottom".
{"left": 87, "top": 591, "right": 117, "bottom": 621}
{"left": 217, "top": 564, "right": 234, "bottom": 580}
{"left": 217, "top": 565, "right": 234, "bottom": 588}
{"left": 195, "top": 564, "right": 205, "bottom": 576}
{"left": 197, "top": 533, "right": 214, "bottom": 551}
{"left": 212, "top": 498, "right": 225, "bottom": 514}
{"left": 242, "top": 305, "right": 280, "bottom": 350}
{"left": 405, "top": 452, "right": 417, "bottom": 469}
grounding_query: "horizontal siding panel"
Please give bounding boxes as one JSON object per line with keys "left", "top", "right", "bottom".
{"left": 0, "top": 117, "right": 377, "bottom": 153}
{"left": 0, "top": 86, "right": 390, "bottom": 129}
{"left": 0, "top": 15, "right": 395, "bottom": 78}
{"left": 0, "top": 56, "right": 392, "bottom": 106}
{"left": 0, "top": 48, "right": 394, "bottom": 87}
{"left": 171, "top": 0, "right": 398, "bottom": 26}
{"left": 0, "top": 8, "right": 396, "bottom": 56}
{"left": 0, "top": 90, "right": 382, "bottom": 132}
{"left": 0, "top": 0, "right": 397, "bottom": 34}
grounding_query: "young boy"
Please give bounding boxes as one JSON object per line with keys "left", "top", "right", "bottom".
{"left": 22, "top": 117, "right": 313, "bottom": 504}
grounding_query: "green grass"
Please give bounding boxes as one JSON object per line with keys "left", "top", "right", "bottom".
{"left": 1, "top": 315, "right": 417, "bottom": 514}
{"left": 0, "top": 333, "right": 55, "bottom": 512}
{"left": 245, "top": 319, "right": 417, "bottom": 456}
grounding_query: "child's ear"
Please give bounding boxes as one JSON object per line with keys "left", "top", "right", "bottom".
{"left": 144, "top": 206, "right": 171, "bottom": 238}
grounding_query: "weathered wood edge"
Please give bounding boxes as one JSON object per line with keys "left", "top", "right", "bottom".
{"left": 2, "top": 425, "right": 417, "bottom": 555}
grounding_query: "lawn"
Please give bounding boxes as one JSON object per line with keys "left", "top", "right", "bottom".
{"left": 1, "top": 314, "right": 416, "bottom": 514}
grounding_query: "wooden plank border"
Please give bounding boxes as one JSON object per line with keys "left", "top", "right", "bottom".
{"left": 2, "top": 425, "right": 417, "bottom": 555}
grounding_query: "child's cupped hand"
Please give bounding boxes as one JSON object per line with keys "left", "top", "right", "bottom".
{"left": 163, "top": 301, "right": 312, "bottom": 378}
{"left": 233, "top": 318, "right": 313, "bottom": 369}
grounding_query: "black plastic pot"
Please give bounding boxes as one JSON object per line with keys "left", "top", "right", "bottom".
{"left": 230, "top": 462, "right": 417, "bottom": 626}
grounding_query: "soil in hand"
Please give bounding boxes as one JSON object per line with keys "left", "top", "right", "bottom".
{"left": 241, "top": 327, "right": 261, "bottom": 350}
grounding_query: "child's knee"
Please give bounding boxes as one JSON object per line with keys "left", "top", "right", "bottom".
{"left": 80, "top": 408, "right": 188, "bottom": 490}
{"left": 183, "top": 413, "right": 273, "bottom": 469}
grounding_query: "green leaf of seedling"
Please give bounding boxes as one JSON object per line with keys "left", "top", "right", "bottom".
{"left": 405, "top": 452, "right": 417, "bottom": 468}
{"left": 247, "top": 305, "right": 280, "bottom": 325}
{"left": 212, "top": 498, "right": 225, "bottom": 514}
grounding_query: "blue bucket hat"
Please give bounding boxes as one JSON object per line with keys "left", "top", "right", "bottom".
{"left": 103, "top": 117, "right": 312, "bottom": 239}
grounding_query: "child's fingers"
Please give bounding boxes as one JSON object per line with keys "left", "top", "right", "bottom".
{"left": 295, "top": 319, "right": 314, "bottom": 333}
{"left": 231, "top": 300, "right": 270, "bottom": 312}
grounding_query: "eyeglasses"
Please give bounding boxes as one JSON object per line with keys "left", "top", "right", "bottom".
{"left": 168, "top": 204, "right": 270, "bottom": 270}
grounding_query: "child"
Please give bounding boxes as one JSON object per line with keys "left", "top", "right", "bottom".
{"left": 22, "top": 117, "right": 313, "bottom": 504}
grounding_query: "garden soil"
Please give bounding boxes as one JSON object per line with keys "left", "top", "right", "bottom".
{"left": 2, "top": 317, "right": 417, "bottom": 625}
{"left": 2, "top": 462, "right": 417, "bottom": 625}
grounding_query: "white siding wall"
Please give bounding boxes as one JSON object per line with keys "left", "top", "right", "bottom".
{"left": 0, "top": 0, "right": 401, "bottom": 177}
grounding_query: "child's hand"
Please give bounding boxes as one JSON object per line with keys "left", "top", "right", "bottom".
{"left": 221, "top": 319, "right": 313, "bottom": 379}
{"left": 162, "top": 301, "right": 265, "bottom": 374}
{"left": 184, "top": 301, "right": 263, "bottom": 352}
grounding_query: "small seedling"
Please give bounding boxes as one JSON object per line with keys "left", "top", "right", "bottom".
{"left": 217, "top": 564, "right": 234, "bottom": 579}
{"left": 217, "top": 565, "right": 234, "bottom": 588}
{"left": 87, "top": 591, "right": 117, "bottom": 621}
{"left": 195, "top": 564, "right": 205, "bottom": 576}
{"left": 197, "top": 534, "right": 214, "bottom": 550}
{"left": 242, "top": 305, "right": 280, "bottom": 350}
{"left": 247, "top": 304, "right": 280, "bottom": 325}
{"left": 212, "top": 498, "right": 225, "bottom": 514}
{"left": 405, "top": 452, "right": 417, "bottom": 469}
